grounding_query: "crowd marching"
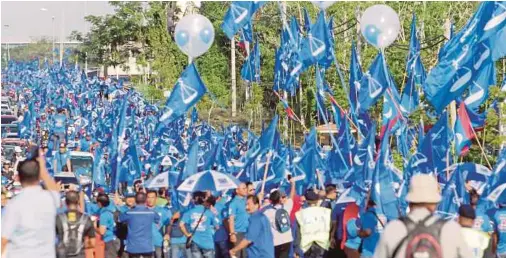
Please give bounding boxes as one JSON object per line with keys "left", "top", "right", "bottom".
{"left": 2, "top": 1, "right": 506, "bottom": 258}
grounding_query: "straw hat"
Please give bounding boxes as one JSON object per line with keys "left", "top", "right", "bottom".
{"left": 405, "top": 174, "right": 442, "bottom": 203}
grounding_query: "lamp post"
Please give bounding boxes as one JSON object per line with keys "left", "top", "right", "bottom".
{"left": 3, "top": 25, "right": 10, "bottom": 61}
{"left": 41, "top": 8, "right": 55, "bottom": 64}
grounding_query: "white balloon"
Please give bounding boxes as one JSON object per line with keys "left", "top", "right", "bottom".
{"left": 311, "top": 1, "right": 337, "bottom": 10}
{"left": 360, "top": 5, "right": 400, "bottom": 49}
{"left": 174, "top": 14, "right": 215, "bottom": 58}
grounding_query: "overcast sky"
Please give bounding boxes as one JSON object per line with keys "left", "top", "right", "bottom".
{"left": 1, "top": 1, "right": 114, "bottom": 43}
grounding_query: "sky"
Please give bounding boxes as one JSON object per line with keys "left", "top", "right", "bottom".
{"left": 1, "top": 1, "right": 114, "bottom": 43}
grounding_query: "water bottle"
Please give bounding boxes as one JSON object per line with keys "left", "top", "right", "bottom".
{"left": 163, "top": 239, "right": 170, "bottom": 257}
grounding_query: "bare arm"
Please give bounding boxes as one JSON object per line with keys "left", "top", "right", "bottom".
{"left": 39, "top": 150, "right": 59, "bottom": 191}
{"left": 79, "top": 190, "right": 85, "bottom": 213}
{"left": 85, "top": 236, "right": 95, "bottom": 249}
{"left": 230, "top": 238, "right": 251, "bottom": 254}
{"left": 289, "top": 178, "right": 296, "bottom": 200}
{"left": 2, "top": 237, "right": 8, "bottom": 255}
{"left": 179, "top": 221, "right": 191, "bottom": 238}
{"left": 67, "top": 158, "right": 72, "bottom": 173}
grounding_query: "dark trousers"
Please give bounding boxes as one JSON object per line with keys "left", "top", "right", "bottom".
{"left": 274, "top": 242, "right": 291, "bottom": 258}
{"left": 327, "top": 241, "right": 346, "bottom": 258}
{"left": 128, "top": 252, "right": 154, "bottom": 258}
{"left": 215, "top": 241, "right": 230, "bottom": 258}
{"left": 304, "top": 244, "right": 327, "bottom": 258}
{"left": 105, "top": 239, "right": 121, "bottom": 258}
{"left": 229, "top": 232, "right": 247, "bottom": 258}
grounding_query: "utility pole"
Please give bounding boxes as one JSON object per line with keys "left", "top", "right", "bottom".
{"left": 52, "top": 16, "right": 55, "bottom": 64}
{"left": 231, "top": 37, "right": 237, "bottom": 117}
{"left": 3, "top": 25, "right": 10, "bottom": 61}
{"left": 297, "top": 3, "right": 305, "bottom": 127}
{"left": 282, "top": 1, "right": 289, "bottom": 140}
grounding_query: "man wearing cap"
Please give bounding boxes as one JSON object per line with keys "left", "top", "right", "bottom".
{"left": 458, "top": 204, "right": 493, "bottom": 258}
{"left": 294, "top": 190, "right": 332, "bottom": 258}
{"left": 79, "top": 134, "right": 93, "bottom": 152}
{"left": 374, "top": 174, "right": 470, "bottom": 258}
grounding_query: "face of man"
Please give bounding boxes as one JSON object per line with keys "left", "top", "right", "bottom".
{"left": 147, "top": 192, "right": 157, "bottom": 207}
{"left": 246, "top": 198, "right": 258, "bottom": 214}
{"left": 126, "top": 196, "right": 135, "bottom": 207}
{"left": 328, "top": 190, "right": 337, "bottom": 200}
{"left": 247, "top": 184, "right": 255, "bottom": 195}
{"left": 236, "top": 183, "right": 247, "bottom": 197}
{"left": 59, "top": 146, "right": 66, "bottom": 154}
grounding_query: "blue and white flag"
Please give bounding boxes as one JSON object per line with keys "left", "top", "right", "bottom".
{"left": 222, "top": 1, "right": 267, "bottom": 39}
{"left": 241, "top": 41, "right": 261, "bottom": 82}
{"left": 157, "top": 63, "right": 207, "bottom": 129}
{"left": 357, "top": 52, "right": 389, "bottom": 112}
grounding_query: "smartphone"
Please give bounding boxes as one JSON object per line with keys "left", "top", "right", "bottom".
{"left": 287, "top": 174, "right": 292, "bottom": 181}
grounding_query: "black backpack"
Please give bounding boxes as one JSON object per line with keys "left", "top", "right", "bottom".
{"left": 56, "top": 213, "right": 88, "bottom": 257}
{"left": 391, "top": 215, "right": 445, "bottom": 258}
{"left": 107, "top": 210, "right": 128, "bottom": 240}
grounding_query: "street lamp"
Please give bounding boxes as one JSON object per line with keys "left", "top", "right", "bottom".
{"left": 3, "top": 25, "right": 10, "bottom": 61}
{"left": 40, "top": 8, "right": 55, "bottom": 63}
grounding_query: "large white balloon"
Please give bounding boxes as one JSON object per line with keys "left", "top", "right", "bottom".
{"left": 360, "top": 5, "right": 400, "bottom": 49}
{"left": 312, "top": 1, "right": 337, "bottom": 10}
{"left": 174, "top": 14, "right": 215, "bottom": 58}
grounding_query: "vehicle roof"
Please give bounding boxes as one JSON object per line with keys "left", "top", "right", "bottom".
{"left": 1, "top": 139, "right": 28, "bottom": 146}
{"left": 53, "top": 172, "right": 77, "bottom": 178}
{"left": 70, "top": 151, "right": 94, "bottom": 158}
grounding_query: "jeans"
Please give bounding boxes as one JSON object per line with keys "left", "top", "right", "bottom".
{"left": 274, "top": 242, "right": 291, "bottom": 258}
{"left": 105, "top": 238, "right": 121, "bottom": 258}
{"left": 215, "top": 241, "right": 230, "bottom": 258}
{"left": 190, "top": 243, "right": 214, "bottom": 258}
{"left": 171, "top": 243, "right": 191, "bottom": 258}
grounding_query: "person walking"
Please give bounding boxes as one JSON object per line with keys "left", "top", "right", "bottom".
{"left": 294, "top": 190, "right": 332, "bottom": 258}
{"left": 229, "top": 195, "right": 274, "bottom": 258}
{"left": 1, "top": 151, "right": 61, "bottom": 257}
{"left": 119, "top": 192, "right": 161, "bottom": 258}
{"left": 374, "top": 174, "right": 470, "bottom": 258}
{"left": 357, "top": 199, "right": 384, "bottom": 258}
{"left": 56, "top": 190, "right": 96, "bottom": 258}
{"left": 146, "top": 190, "right": 172, "bottom": 258}
{"left": 97, "top": 193, "right": 120, "bottom": 258}
{"left": 262, "top": 189, "right": 293, "bottom": 258}
{"left": 226, "top": 183, "right": 249, "bottom": 258}
{"left": 458, "top": 204, "right": 493, "bottom": 258}
{"left": 180, "top": 191, "right": 219, "bottom": 258}
{"left": 492, "top": 203, "right": 506, "bottom": 257}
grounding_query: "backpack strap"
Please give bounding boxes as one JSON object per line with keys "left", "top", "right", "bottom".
{"left": 74, "top": 214, "right": 88, "bottom": 254}
{"left": 59, "top": 213, "right": 69, "bottom": 244}
{"left": 390, "top": 214, "right": 440, "bottom": 258}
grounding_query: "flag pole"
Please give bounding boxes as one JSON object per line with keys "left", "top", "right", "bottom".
{"left": 260, "top": 150, "right": 272, "bottom": 196}
{"left": 469, "top": 123, "right": 492, "bottom": 169}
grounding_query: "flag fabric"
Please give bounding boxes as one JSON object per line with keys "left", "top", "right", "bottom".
{"left": 464, "top": 60, "right": 496, "bottom": 110}
{"left": 357, "top": 52, "right": 389, "bottom": 112}
{"left": 222, "top": 1, "right": 267, "bottom": 40}
{"left": 401, "top": 14, "right": 426, "bottom": 114}
{"left": 157, "top": 63, "right": 207, "bottom": 129}
{"left": 241, "top": 41, "right": 261, "bottom": 82}
{"left": 424, "top": 2, "right": 506, "bottom": 113}
{"left": 455, "top": 102, "right": 476, "bottom": 156}
{"left": 349, "top": 42, "right": 363, "bottom": 113}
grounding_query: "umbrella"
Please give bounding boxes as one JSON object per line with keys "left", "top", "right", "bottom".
{"left": 145, "top": 172, "right": 170, "bottom": 189}
{"left": 177, "top": 170, "right": 241, "bottom": 192}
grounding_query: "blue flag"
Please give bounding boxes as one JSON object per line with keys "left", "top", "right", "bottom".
{"left": 455, "top": 102, "right": 476, "bottom": 156}
{"left": 424, "top": 2, "right": 506, "bottom": 113}
{"left": 222, "top": 1, "right": 267, "bottom": 39}
{"left": 240, "top": 41, "right": 261, "bottom": 82}
{"left": 463, "top": 60, "right": 496, "bottom": 110}
{"left": 357, "top": 52, "right": 389, "bottom": 112}
{"left": 157, "top": 63, "right": 207, "bottom": 129}
{"left": 349, "top": 42, "right": 363, "bottom": 113}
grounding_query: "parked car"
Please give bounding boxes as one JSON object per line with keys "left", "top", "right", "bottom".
{"left": 1, "top": 115, "right": 18, "bottom": 124}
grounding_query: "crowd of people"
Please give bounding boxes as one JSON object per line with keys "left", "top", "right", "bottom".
{"left": 2, "top": 148, "right": 506, "bottom": 258}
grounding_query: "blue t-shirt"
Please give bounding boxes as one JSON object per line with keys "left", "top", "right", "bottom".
{"left": 245, "top": 210, "right": 274, "bottom": 258}
{"left": 99, "top": 208, "right": 117, "bottom": 242}
{"left": 227, "top": 196, "right": 249, "bottom": 233}
{"left": 182, "top": 205, "right": 219, "bottom": 250}
{"left": 85, "top": 201, "right": 100, "bottom": 216}
{"left": 331, "top": 202, "right": 350, "bottom": 240}
{"left": 493, "top": 208, "right": 506, "bottom": 254}
{"left": 53, "top": 114, "right": 67, "bottom": 133}
{"left": 474, "top": 208, "right": 493, "bottom": 233}
{"left": 361, "top": 208, "right": 381, "bottom": 256}
{"left": 54, "top": 151, "right": 70, "bottom": 172}
{"left": 170, "top": 207, "right": 187, "bottom": 245}
{"left": 119, "top": 205, "right": 160, "bottom": 254}
{"left": 345, "top": 218, "right": 361, "bottom": 250}
{"left": 80, "top": 139, "right": 92, "bottom": 152}
{"left": 151, "top": 206, "right": 172, "bottom": 247}
{"left": 214, "top": 199, "right": 229, "bottom": 242}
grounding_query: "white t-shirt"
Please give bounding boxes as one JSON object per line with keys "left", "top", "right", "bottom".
{"left": 262, "top": 198, "right": 294, "bottom": 246}
{"left": 2, "top": 185, "right": 61, "bottom": 258}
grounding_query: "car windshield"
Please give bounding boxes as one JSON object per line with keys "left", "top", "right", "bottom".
{"left": 1, "top": 145, "right": 15, "bottom": 161}
{"left": 2, "top": 124, "right": 19, "bottom": 133}
{"left": 71, "top": 156, "right": 93, "bottom": 177}
{"left": 1, "top": 117, "right": 17, "bottom": 124}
